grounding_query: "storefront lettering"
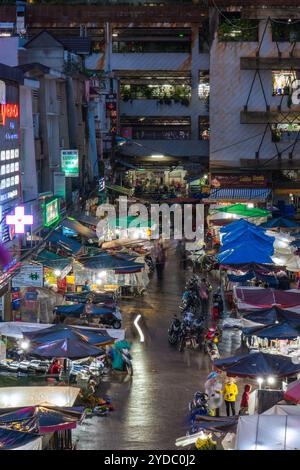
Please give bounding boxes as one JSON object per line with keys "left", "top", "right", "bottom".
{"left": 0, "top": 104, "right": 19, "bottom": 126}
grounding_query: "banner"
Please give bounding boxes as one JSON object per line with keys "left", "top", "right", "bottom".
{"left": 211, "top": 174, "right": 268, "bottom": 188}
{"left": 12, "top": 263, "right": 44, "bottom": 288}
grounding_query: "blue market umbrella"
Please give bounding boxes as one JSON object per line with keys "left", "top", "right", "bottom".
{"left": 214, "top": 352, "right": 300, "bottom": 378}
{"left": 29, "top": 336, "right": 103, "bottom": 359}
{"left": 24, "top": 324, "right": 113, "bottom": 346}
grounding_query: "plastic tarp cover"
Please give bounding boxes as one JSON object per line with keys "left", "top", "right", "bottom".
{"left": 0, "top": 428, "right": 42, "bottom": 450}
{"left": 263, "top": 405, "right": 300, "bottom": 415}
{"left": 234, "top": 287, "right": 300, "bottom": 309}
{"left": 29, "top": 337, "right": 102, "bottom": 359}
{"left": 235, "top": 415, "right": 300, "bottom": 450}
{"left": 0, "top": 386, "right": 80, "bottom": 408}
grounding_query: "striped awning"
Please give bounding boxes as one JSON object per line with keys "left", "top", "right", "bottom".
{"left": 208, "top": 188, "right": 271, "bottom": 201}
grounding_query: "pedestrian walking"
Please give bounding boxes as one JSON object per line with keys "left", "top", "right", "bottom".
{"left": 154, "top": 239, "right": 166, "bottom": 279}
{"left": 199, "top": 278, "right": 210, "bottom": 316}
{"left": 239, "top": 384, "right": 251, "bottom": 415}
{"left": 223, "top": 378, "right": 238, "bottom": 416}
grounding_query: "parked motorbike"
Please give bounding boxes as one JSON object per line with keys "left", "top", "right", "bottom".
{"left": 178, "top": 321, "right": 199, "bottom": 352}
{"left": 203, "top": 327, "right": 221, "bottom": 360}
{"left": 120, "top": 348, "right": 133, "bottom": 376}
{"left": 168, "top": 315, "right": 181, "bottom": 345}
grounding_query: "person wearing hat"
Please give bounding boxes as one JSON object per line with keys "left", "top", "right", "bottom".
{"left": 205, "top": 371, "right": 223, "bottom": 417}
{"left": 222, "top": 378, "right": 238, "bottom": 416}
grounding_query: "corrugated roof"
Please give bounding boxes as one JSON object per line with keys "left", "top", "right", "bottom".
{"left": 208, "top": 188, "right": 271, "bottom": 201}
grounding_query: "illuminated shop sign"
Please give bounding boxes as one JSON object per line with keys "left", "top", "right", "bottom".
{"left": 44, "top": 198, "right": 60, "bottom": 227}
{"left": 0, "top": 81, "right": 20, "bottom": 204}
{"left": 61, "top": 150, "right": 79, "bottom": 177}
{"left": 0, "top": 104, "right": 19, "bottom": 126}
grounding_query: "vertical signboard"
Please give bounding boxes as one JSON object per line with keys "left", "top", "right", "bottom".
{"left": 61, "top": 149, "right": 79, "bottom": 177}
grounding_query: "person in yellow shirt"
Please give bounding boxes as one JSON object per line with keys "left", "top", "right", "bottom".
{"left": 223, "top": 378, "right": 238, "bottom": 416}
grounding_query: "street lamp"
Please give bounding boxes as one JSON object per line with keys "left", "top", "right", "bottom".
{"left": 257, "top": 377, "right": 264, "bottom": 389}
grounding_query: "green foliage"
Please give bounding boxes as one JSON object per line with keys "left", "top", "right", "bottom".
{"left": 218, "top": 19, "right": 258, "bottom": 42}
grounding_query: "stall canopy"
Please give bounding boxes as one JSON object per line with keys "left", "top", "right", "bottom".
{"left": 242, "top": 322, "right": 300, "bottom": 340}
{"left": 234, "top": 287, "right": 300, "bottom": 309}
{"left": 54, "top": 303, "right": 116, "bottom": 318}
{"left": 29, "top": 337, "right": 103, "bottom": 359}
{"left": 24, "top": 324, "right": 114, "bottom": 346}
{"left": 61, "top": 218, "right": 97, "bottom": 239}
{"left": 0, "top": 386, "right": 80, "bottom": 408}
{"left": 0, "top": 427, "right": 42, "bottom": 450}
{"left": 36, "top": 250, "right": 72, "bottom": 271}
{"left": 0, "top": 321, "right": 124, "bottom": 341}
{"left": 261, "top": 217, "right": 300, "bottom": 229}
{"left": 220, "top": 219, "right": 261, "bottom": 234}
{"left": 0, "top": 405, "right": 84, "bottom": 433}
{"left": 243, "top": 306, "right": 300, "bottom": 327}
{"left": 235, "top": 414, "right": 300, "bottom": 450}
{"left": 218, "top": 244, "right": 274, "bottom": 265}
{"left": 284, "top": 379, "right": 300, "bottom": 404}
{"left": 213, "top": 204, "right": 271, "bottom": 218}
{"left": 78, "top": 253, "right": 144, "bottom": 272}
{"left": 77, "top": 214, "right": 98, "bottom": 227}
{"left": 48, "top": 231, "right": 82, "bottom": 255}
{"left": 208, "top": 188, "right": 271, "bottom": 202}
{"left": 214, "top": 352, "right": 300, "bottom": 378}
{"left": 263, "top": 404, "right": 300, "bottom": 415}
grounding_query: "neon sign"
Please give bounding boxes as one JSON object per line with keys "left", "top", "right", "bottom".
{"left": 0, "top": 104, "right": 19, "bottom": 126}
{"left": 6, "top": 206, "right": 33, "bottom": 234}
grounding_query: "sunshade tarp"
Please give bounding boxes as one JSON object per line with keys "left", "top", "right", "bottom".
{"left": 29, "top": 337, "right": 103, "bottom": 359}
{"left": 55, "top": 303, "right": 85, "bottom": 316}
{"left": 284, "top": 379, "right": 300, "bottom": 404}
{"left": 62, "top": 218, "right": 97, "bottom": 239}
{"left": 214, "top": 204, "right": 271, "bottom": 217}
{"left": 220, "top": 219, "right": 262, "bottom": 234}
{"left": 36, "top": 249, "right": 72, "bottom": 270}
{"left": 77, "top": 214, "right": 98, "bottom": 227}
{"left": 0, "top": 321, "right": 124, "bottom": 341}
{"left": 220, "top": 232, "right": 275, "bottom": 251}
{"left": 0, "top": 386, "right": 80, "bottom": 408}
{"left": 214, "top": 352, "right": 300, "bottom": 378}
{"left": 235, "top": 414, "right": 300, "bottom": 450}
{"left": 0, "top": 406, "right": 84, "bottom": 434}
{"left": 48, "top": 231, "right": 82, "bottom": 254}
{"left": 24, "top": 324, "right": 114, "bottom": 346}
{"left": 234, "top": 287, "right": 300, "bottom": 309}
{"left": 0, "top": 427, "right": 42, "bottom": 450}
{"left": 218, "top": 244, "right": 274, "bottom": 265}
{"left": 263, "top": 404, "right": 300, "bottom": 415}
{"left": 78, "top": 253, "right": 144, "bottom": 271}
{"left": 243, "top": 306, "right": 300, "bottom": 326}
{"left": 261, "top": 217, "right": 300, "bottom": 229}
{"left": 227, "top": 271, "right": 256, "bottom": 283}
{"left": 242, "top": 322, "right": 300, "bottom": 340}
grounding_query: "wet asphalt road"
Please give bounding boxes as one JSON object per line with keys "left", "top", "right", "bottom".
{"left": 75, "top": 248, "right": 242, "bottom": 450}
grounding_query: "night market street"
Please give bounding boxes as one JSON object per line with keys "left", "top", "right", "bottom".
{"left": 2, "top": 0, "right": 300, "bottom": 454}
{"left": 75, "top": 246, "right": 241, "bottom": 450}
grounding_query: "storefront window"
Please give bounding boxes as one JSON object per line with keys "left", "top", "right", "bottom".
{"left": 272, "top": 71, "right": 296, "bottom": 96}
{"left": 120, "top": 83, "right": 191, "bottom": 102}
{"left": 199, "top": 116, "right": 210, "bottom": 140}
{"left": 112, "top": 28, "right": 191, "bottom": 53}
{"left": 121, "top": 116, "right": 191, "bottom": 140}
{"left": 198, "top": 71, "right": 210, "bottom": 100}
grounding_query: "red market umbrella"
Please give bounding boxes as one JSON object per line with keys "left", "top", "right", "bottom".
{"left": 284, "top": 379, "right": 300, "bottom": 404}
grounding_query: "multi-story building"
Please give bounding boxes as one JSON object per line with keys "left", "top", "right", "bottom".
{"left": 209, "top": 0, "right": 300, "bottom": 207}
{"left": 1, "top": 2, "right": 210, "bottom": 193}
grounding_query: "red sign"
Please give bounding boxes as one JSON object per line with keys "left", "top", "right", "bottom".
{"left": 0, "top": 103, "right": 19, "bottom": 126}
